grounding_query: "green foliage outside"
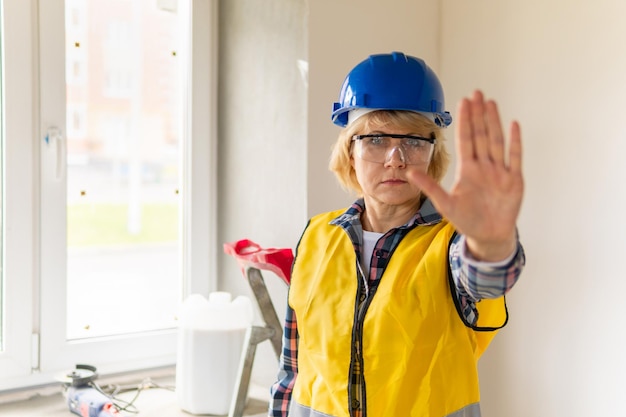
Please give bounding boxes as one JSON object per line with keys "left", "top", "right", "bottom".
{"left": 68, "top": 203, "right": 179, "bottom": 247}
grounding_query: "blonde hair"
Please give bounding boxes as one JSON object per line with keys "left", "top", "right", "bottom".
{"left": 329, "top": 110, "right": 450, "bottom": 196}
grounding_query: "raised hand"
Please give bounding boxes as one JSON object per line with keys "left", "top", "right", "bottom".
{"left": 412, "top": 90, "right": 524, "bottom": 262}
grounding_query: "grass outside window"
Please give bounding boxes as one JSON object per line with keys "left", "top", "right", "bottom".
{"left": 68, "top": 203, "right": 178, "bottom": 247}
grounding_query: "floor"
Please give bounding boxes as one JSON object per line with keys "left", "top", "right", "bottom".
{"left": 0, "top": 372, "right": 269, "bottom": 417}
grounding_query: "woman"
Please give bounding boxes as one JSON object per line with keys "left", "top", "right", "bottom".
{"left": 270, "top": 52, "right": 525, "bottom": 417}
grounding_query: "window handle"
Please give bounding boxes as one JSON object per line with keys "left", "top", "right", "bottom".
{"left": 44, "top": 126, "right": 65, "bottom": 180}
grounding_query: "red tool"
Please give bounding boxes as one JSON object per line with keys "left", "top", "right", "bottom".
{"left": 223, "top": 238, "right": 293, "bottom": 285}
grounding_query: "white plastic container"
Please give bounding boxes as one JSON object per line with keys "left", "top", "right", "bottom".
{"left": 176, "top": 292, "right": 253, "bottom": 415}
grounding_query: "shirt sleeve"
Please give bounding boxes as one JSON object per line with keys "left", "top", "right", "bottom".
{"left": 449, "top": 232, "right": 526, "bottom": 324}
{"left": 268, "top": 303, "right": 299, "bottom": 417}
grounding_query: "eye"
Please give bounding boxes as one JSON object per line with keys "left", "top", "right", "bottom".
{"left": 405, "top": 137, "right": 427, "bottom": 148}
{"left": 367, "top": 136, "right": 386, "bottom": 146}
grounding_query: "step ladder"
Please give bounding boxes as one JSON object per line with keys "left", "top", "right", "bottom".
{"left": 224, "top": 240, "right": 293, "bottom": 417}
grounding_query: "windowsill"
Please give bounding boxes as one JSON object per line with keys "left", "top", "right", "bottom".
{"left": 0, "top": 366, "right": 269, "bottom": 417}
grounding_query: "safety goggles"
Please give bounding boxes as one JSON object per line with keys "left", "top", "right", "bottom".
{"left": 352, "top": 134, "right": 436, "bottom": 165}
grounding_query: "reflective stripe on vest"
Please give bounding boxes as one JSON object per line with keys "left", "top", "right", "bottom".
{"left": 290, "top": 401, "right": 482, "bottom": 417}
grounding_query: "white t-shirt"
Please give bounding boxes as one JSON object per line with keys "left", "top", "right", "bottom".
{"left": 361, "top": 230, "right": 384, "bottom": 276}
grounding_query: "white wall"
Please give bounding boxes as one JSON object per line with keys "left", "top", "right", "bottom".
{"left": 216, "top": 0, "right": 308, "bottom": 391}
{"left": 441, "top": 1, "right": 626, "bottom": 415}
{"left": 308, "top": 0, "right": 626, "bottom": 417}
{"left": 218, "top": 0, "right": 626, "bottom": 413}
{"left": 307, "top": 0, "right": 626, "bottom": 415}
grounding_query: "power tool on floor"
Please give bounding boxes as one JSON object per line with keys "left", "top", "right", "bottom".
{"left": 59, "top": 364, "right": 121, "bottom": 417}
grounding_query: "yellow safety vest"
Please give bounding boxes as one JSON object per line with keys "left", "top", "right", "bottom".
{"left": 289, "top": 209, "right": 507, "bottom": 417}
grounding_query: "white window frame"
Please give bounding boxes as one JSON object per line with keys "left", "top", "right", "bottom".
{"left": 0, "top": 0, "right": 218, "bottom": 391}
{"left": 0, "top": 0, "right": 38, "bottom": 386}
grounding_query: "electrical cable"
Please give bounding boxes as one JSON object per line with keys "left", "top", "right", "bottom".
{"left": 59, "top": 364, "right": 179, "bottom": 416}
{"left": 90, "top": 377, "right": 176, "bottom": 414}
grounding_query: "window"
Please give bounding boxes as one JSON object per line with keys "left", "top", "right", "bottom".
{"left": 0, "top": 0, "right": 217, "bottom": 391}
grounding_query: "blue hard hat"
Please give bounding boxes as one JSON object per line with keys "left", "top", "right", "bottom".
{"left": 331, "top": 52, "right": 452, "bottom": 128}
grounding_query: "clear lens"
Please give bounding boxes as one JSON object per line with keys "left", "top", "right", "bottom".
{"left": 354, "top": 135, "right": 434, "bottom": 165}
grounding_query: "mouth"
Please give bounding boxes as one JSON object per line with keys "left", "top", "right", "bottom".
{"left": 381, "top": 179, "right": 407, "bottom": 185}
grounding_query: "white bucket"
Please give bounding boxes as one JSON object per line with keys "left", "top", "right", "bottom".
{"left": 175, "top": 292, "right": 253, "bottom": 415}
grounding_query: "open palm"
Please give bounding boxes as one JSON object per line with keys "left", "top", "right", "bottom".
{"left": 412, "top": 90, "right": 523, "bottom": 262}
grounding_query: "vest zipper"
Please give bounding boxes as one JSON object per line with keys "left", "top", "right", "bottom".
{"left": 349, "top": 261, "right": 374, "bottom": 417}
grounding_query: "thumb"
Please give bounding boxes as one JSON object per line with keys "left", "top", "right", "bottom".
{"left": 410, "top": 170, "right": 451, "bottom": 215}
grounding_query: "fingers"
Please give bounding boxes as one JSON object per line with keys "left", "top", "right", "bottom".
{"left": 409, "top": 170, "right": 451, "bottom": 215}
{"left": 458, "top": 90, "right": 518, "bottom": 169}
{"left": 469, "top": 91, "right": 489, "bottom": 161}
{"left": 485, "top": 100, "right": 506, "bottom": 165}
{"left": 508, "top": 121, "right": 523, "bottom": 174}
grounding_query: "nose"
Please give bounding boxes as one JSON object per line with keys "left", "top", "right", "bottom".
{"left": 384, "top": 145, "right": 406, "bottom": 167}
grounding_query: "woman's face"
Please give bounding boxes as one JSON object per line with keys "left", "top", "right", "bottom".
{"left": 350, "top": 120, "right": 432, "bottom": 210}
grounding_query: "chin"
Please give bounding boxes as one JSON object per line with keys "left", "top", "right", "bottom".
{"left": 376, "top": 194, "right": 421, "bottom": 207}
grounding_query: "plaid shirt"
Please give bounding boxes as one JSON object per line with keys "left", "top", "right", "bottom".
{"left": 269, "top": 198, "right": 526, "bottom": 417}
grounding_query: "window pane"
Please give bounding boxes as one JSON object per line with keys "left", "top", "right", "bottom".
{"left": 65, "top": 0, "right": 183, "bottom": 339}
